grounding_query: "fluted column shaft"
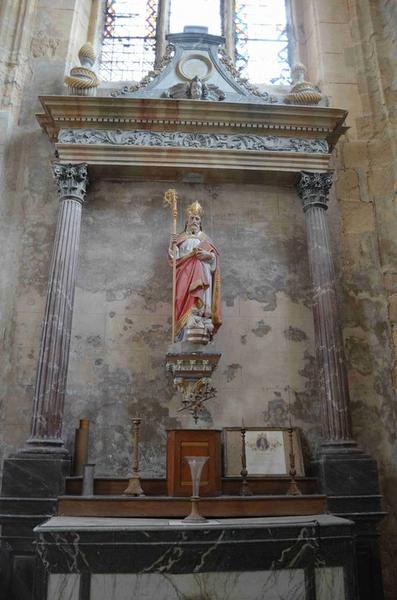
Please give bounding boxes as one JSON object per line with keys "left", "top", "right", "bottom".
{"left": 26, "top": 163, "right": 88, "bottom": 452}
{"left": 297, "top": 171, "right": 353, "bottom": 444}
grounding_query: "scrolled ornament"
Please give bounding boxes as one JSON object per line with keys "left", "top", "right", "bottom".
{"left": 64, "top": 42, "right": 99, "bottom": 96}
{"left": 285, "top": 64, "right": 322, "bottom": 106}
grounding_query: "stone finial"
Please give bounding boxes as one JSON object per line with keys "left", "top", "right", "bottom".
{"left": 78, "top": 43, "right": 96, "bottom": 67}
{"left": 297, "top": 171, "right": 334, "bottom": 211}
{"left": 64, "top": 42, "right": 99, "bottom": 96}
{"left": 285, "top": 63, "right": 322, "bottom": 106}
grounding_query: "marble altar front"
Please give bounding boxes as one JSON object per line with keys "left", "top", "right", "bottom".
{"left": 35, "top": 514, "right": 356, "bottom": 600}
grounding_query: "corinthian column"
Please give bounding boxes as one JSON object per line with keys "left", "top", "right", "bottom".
{"left": 297, "top": 171, "right": 354, "bottom": 447}
{"left": 25, "top": 163, "right": 88, "bottom": 453}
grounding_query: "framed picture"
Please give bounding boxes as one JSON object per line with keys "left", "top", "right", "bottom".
{"left": 223, "top": 427, "right": 304, "bottom": 477}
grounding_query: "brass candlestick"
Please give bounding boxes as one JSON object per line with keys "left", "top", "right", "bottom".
{"left": 286, "top": 426, "right": 302, "bottom": 496}
{"left": 123, "top": 417, "right": 145, "bottom": 496}
{"left": 240, "top": 424, "right": 252, "bottom": 496}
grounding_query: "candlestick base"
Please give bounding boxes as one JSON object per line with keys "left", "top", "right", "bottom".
{"left": 240, "top": 482, "right": 253, "bottom": 496}
{"left": 286, "top": 477, "right": 302, "bottom": 496}
{"left": 183, "top": 497, "right": 208, "bottom": 523}
{"left": 123, "top": 474, "right": 145, "bottom": 496}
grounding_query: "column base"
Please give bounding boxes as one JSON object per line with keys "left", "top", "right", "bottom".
{"left": 0, "top": 453, "right": 71, "bottom": 599}
{"left": 312, "top": 444, "right": 385, "bottom": 600}
{"left": 21, "top": 437, "right": 70, "bottom": 457}
{"left": 313, "top": 444, "right": 382, "bottom": 503}
{"left": 319, "top": 439, "right": 362, "bottom": 454}
{"left": 1, "top": 454, "right": 71, "bottom": 498}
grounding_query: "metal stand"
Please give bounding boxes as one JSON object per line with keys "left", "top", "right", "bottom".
{"left": 240, "top": 425, "right": 252, "bottom": 496}
{"left": 286, "top": 427, "right": 302, "bottom": 496}
{"left": 124, "top": 417, "right": 145, "bottom": 496}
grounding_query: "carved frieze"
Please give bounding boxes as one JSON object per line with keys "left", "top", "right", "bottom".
{"left": 58, "top": 129, "right": 329, "bottom": 154}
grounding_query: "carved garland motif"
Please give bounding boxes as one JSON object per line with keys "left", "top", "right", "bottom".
{"left": 110, "top": 44, "right": 175, "bottom": 98}
{"left": 58, "top": 129, "right": 329, "bottom": 154}
{"left": 218, "top": 47, "right": 277, "bottom": 103}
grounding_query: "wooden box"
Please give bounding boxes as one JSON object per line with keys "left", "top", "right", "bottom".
{"left": 166, "top": 429, "right": 222, "bottom": 497}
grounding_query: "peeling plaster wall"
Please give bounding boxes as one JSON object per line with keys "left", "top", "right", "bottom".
{"left": 0, "top": 0, "right": 396, "bottom": 597}
{"left": 63, "top": 181, "right": 318, "bottom": 477}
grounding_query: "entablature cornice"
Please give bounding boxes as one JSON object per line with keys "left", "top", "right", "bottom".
{"left": 36, "top": 95, "right": 348, "bottom": 183}
{"left": 37, "top": 96, "right": 348, "bottom": 144}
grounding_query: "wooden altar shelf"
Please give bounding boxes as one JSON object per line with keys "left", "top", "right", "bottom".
{"left": 57, "top": 494, "right": 326, "bottom": 519}
{"left": 64, "top": 476, "right": 319, "bottom": 497}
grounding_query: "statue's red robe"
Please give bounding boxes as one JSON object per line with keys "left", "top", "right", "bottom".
{"left": 172, "top": 232, "right": 222, "bottom": 339}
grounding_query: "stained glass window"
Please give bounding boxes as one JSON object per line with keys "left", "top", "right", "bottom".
{"left": 99, "top": 0, "right": 290, "bottom": 85}
{"left": 169, "top": 0, "right": 221, "bottom": 35}
{"left": 235, "top": 0, "right": 290, "bottom": 84}
{"left": 100, "top": 0, "right": 159, "bottom": 81}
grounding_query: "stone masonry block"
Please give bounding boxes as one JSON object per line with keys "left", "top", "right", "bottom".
{"left": 336, "top": 169, "right": 360, "bottom": 200}
{"left": 341, "top": 202, "right": 375, "bottom": 234}
{"left": 384, "top": 273, "right": 397, "bottom": 294}
{"left": 343, "top": 142, "right": 369, "bottom": 170}
{"left": 318, "top": 22, "right": 352, "bottom": 54}
{"left": 388, "top": 295, "right": 397, "bottom": 324}
{"left": 317, "top": 0, "right": 349, "bottom": 24}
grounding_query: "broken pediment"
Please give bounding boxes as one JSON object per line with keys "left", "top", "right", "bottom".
{"left": 109, "top": 29, "right": 284, "bottom": 104}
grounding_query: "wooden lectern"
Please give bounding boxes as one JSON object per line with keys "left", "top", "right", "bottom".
{"left": 166, "top": 429, "right": 222, "bottom": 497}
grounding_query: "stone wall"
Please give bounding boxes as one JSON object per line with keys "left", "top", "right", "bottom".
{"left": 300, "top": 1, "right": 397, "bottom": 597}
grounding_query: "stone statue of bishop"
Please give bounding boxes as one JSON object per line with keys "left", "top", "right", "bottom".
{"left": 168, "top": 201, "right": 221, "bottom": 344}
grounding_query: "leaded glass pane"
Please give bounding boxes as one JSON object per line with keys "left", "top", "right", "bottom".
{"left": 100, "top": 0, "right": 159, "bottom": 82}
{"left": 169, "top": 0, "right": 221, "bottom": 35}
{"left": 235, "top": 0, "right": 290, "bottom": 84}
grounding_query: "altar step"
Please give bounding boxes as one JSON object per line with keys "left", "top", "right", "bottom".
{"left": 57, "top": 494, "right": 326, "bottom": 519}
{"left": 64, "top": 476, "right": 319, "bottom": 497}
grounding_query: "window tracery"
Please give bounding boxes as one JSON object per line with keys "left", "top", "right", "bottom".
{"left": 169, "top": 0, "right": 221, "bottom": 35}
{"left": 234, "top": 0, "right": 290, "bottom": 84}
{"left": 99, "top": 0, "right": 291, "bottom": 85}
{"left": 100, "top": 0, "right": 159, "bottom": 82}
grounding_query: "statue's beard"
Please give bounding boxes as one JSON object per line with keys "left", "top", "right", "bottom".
{"left": 188, "top": 224, "right": 199, "bottom": 234}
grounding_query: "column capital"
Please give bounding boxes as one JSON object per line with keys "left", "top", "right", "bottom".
{"left": 297, "top": 171, "right": 334, "bottom": 211}
{"left": 53, "top": 162, "right": 88, "bottom": 204}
